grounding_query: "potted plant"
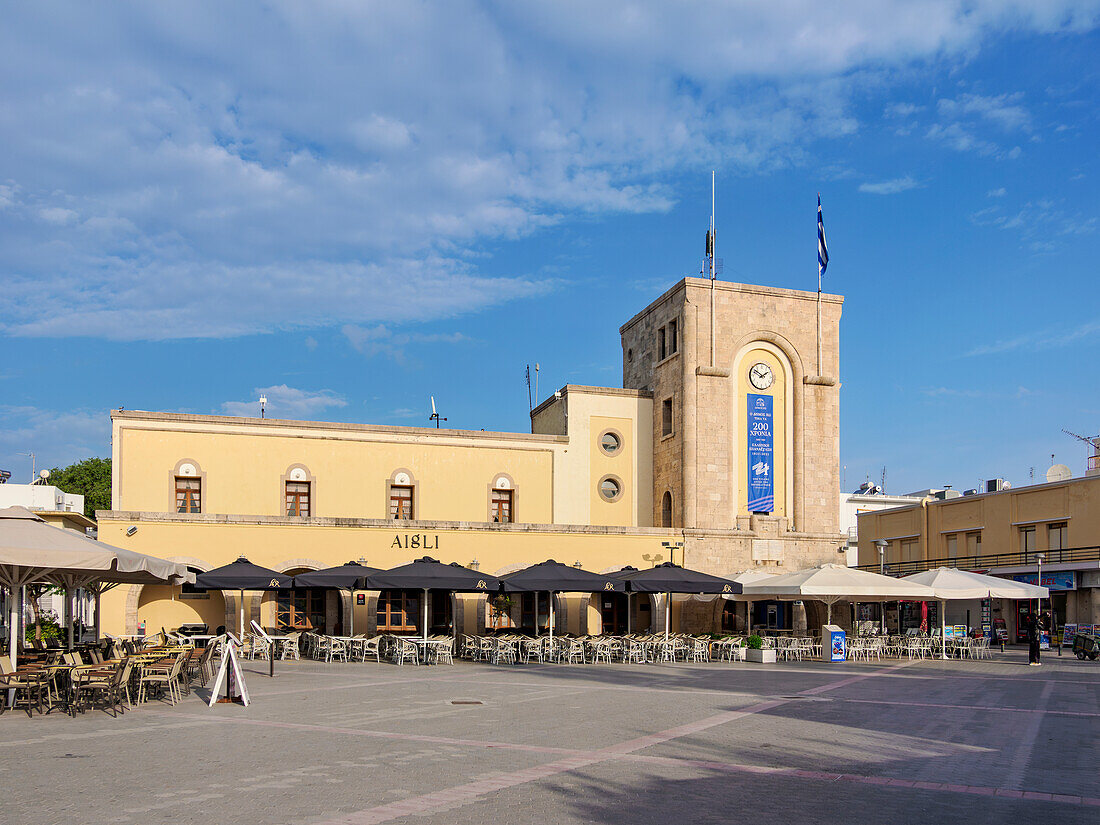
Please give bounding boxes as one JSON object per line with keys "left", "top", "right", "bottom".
{"left": 744, "top": 634, "right": 776, "bottom": 663}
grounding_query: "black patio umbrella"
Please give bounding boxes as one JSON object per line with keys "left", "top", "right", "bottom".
{"left": 357, "top": 557, "right": 500, "bottom": 642}
{"left": 194, "top": 557, "right": 293, "bottom": 678}
{"left": 612, "top": 562, "right": 741, "bottom": 640}
{"left": 293, "top": 561, "right": 382, "bottom": 635}
{"left": 500, "top": 560, "right": 624, "bottom": 640}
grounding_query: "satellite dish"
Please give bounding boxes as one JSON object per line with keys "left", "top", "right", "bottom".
{"left": 1047, "top": 464, "right": 1072, "bottom": 482}
{"left": 39, "top": 469, "right": 50, "bottom": 480}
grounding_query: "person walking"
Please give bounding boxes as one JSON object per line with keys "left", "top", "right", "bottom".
{"left": 1026, "top": 612, "right": 1041, "bottom": 666}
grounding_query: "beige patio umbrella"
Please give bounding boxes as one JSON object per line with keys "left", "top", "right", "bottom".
{"left": 902, "top": 567, "right": 1048, "bottom": 659}
{"left": 0, "top": 507, "right": 194, "bottom": 664}
{"left": 741, "top": 563, "right": 936, "bottom": 626}
{"left": 721, "top": 570, "right": 778, "bottom": 634}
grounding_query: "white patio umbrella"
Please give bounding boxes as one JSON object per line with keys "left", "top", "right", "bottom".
{"left": 902, "top": 567, "right": 1048, "bottom": 659}
{"left": 0, "top": 507, "right": 194, "bottom": 664}
{"left": 721, "top": 570, "right": 778, "bottom": 634}
{"left": 741, "top": 563, "right": 936, "bottom": 626}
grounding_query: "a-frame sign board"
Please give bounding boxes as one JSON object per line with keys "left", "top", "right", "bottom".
{"left": 208, "top": 633, "right": 251, "bottom": 707}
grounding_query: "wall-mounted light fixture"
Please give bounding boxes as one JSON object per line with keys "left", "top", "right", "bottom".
{"left": 126, "top": 526, "right": 138, "bottom": 537}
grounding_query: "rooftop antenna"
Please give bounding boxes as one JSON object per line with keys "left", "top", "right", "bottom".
{"left": 526, "top": 365, "right": 533, "bottom": 413}
{"left": 259, "top": 394, "right": 267, "bottom": 419}
{"left": 1062, "top": 428, "right": 1100, "bottom": 474}
{"left": 429, "top": 396, "right": 446, "bottom": 429}
{"left": 18, "top": 452, "right": 35, "bottom": 483}
{"left": 535, "top": 363, "right": 540, "bottom": 407}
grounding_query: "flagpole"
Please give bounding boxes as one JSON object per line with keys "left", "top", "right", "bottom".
{"left": 816, "top": 193, "right": 822, "bottom": 376}
{"left": 709, "top": 170, "right": 716, "bottom": 368}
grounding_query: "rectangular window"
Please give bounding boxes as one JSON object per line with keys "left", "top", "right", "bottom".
{"left": 1020, "top": 526, "right": 1036, "bottom": 556}
{"left": 491, "top": 489, "right": 512, "bottom": 523}
{"left": 376, "top": 591, "right": 419, "bottom": 632}
{"left": 901, "top": 539, "right": 919, "bottom": 564}
{"left": 945, "top": 534, "right": 958, "bottom": 560}
{"left": 668, "top": 319, "right": 678, "bottom": 354}
{"left": 662, "top": 397, "right": 673, "bottom": 436}
{"left": 657, "top": 327, "right": 666, "bottom": 360}
{"left": 175, "top": 477, "right": 201, "bottom": 513}
{"left": 390, "top": 485, "right": 414, "bottom": 520}
{"left": 285, "top": 481, "right": 310, "bottom": 517}
{"left": 1048, "top": 522, "right": 1066, "bottom": 551}
{"left": 965, "top": 532, "right": 981, "bottom": 563}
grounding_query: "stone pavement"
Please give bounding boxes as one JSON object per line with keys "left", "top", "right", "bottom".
{"left": 1, "top": 647, "right": 1097, "bottom": 824}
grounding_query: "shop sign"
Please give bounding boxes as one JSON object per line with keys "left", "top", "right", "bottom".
{"left": 391, "top": 533, "right": 441, "bottom": 550}
{"left": 1011, "top": 571, "right": 1076, "bottom": 591}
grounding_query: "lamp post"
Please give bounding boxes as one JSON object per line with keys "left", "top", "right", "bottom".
{"left": 875, "top": 539, "right": 888, "bottom": 635}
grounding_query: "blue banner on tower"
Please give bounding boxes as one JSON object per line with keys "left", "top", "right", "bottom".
{"left": 747, "top": 393, "right": 774, "bottom": 513}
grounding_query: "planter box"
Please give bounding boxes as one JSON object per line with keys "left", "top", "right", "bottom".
{"left": 745, "top": 648, "right": 777, "bottom": 663}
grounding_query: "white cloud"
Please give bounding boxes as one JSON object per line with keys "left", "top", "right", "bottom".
{"left": 987, "top": 187, "right": 1006, "bottom": 197}
{"left": 342, "top": 323, "right": 471, "bottom": 363}
{"left": 859, "top": 175, "right": 920, "bottom": 195}
{"left": 220, "top": 385, "right": 347, "bottom": 419}
{"left": 0, "top": 405, "right": 110, "bottom": 472}
{"left": 885, "top": 102, "right": 923, "bottom": 118}
{"left": 966, "top": 318, "right": 1100, "bottom": 356}
{"left": 0, "top": 2, "right": 1096, "bottom": 339}
{"left": 937, "top": 92, "right": 1031, "bottom": 131}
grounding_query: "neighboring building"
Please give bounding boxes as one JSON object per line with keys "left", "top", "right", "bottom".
{"left": 98, "top": 277, "right": 846, "bottom": 638}
{"left": 838, "top": 484, "right": 924, "bottom": 566}
{"left": 857, "top": 474, "right": 1100, "bottom": 641}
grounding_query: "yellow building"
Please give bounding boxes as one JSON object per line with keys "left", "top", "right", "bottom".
{"left": 98, "top": 278, "right": 846, "bottom": 637}
{"left": 856, "top": 475, "right": 1100, "bottom": 640}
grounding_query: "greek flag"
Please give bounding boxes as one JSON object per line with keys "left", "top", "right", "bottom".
{"left": 817, "top": 194, "right": 828, "bottom": 278}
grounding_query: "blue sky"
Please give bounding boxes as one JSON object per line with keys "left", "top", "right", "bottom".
{"left": 1, "top": 2, "right": 1099, "bottom": 494}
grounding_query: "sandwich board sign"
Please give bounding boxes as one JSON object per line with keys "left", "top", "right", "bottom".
{"left": 208, "top": 634, "right": 250, "bottom": 707}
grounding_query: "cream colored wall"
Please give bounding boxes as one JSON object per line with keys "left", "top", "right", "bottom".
{"left": 96, "top": 516, "right": 676, "bottom": 635}
{"left": 734, "top": 345, "right": 790, "bottom": 519}
{"left": 135, "top": 585, "right": 226, "bottom": 634}
{"left": 114, "top": 419, "right": 558, "bottom": 523}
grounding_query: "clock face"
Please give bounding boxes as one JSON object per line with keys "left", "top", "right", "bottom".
{"left": 749, "top": 362, "right": 774, "bottom": 390}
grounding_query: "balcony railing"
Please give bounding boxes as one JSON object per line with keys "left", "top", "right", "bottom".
{"left": 855, "top": 545, "right": 1100, "bottom": 576}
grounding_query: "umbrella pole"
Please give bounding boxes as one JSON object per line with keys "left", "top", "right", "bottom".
{"left": 423, "top": 589, "right": 429, "bottom": 643}
{"left": 548, "top": 592, "right": 554, "bottom": 643}
{"left": 65, "top": 586, "right": 73, "bottom": 650}
{"left": 826, "top": 601, "right": 832, "bottom": 626}
{"left": 239, "top": 588, "right": 245, "bottom": 640}
{"left": 348, "top": 588, "right": 354, "bottom": 637}
{"left": 664, "top": 592, "right": 670, "bottom": 642}
{"left": 941, "top": 599, "right": 948, "bottom": 660}
{"left": 626, "top": 593, "right": 631, "bottom": 635}
{"left": 93, "top": 588, "right": 101, "bottom": 645}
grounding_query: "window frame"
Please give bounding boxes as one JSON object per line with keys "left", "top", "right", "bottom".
{"left": 390, "top": 485, "right": 415, "bottom": 520}
{"left": 1048, "top": 522, "right": 1067, "bottom": 551}
{"left": 376, "top": 590, "right": 420, "bottom": 633}
{"left": 175, "top": 477, "right": 202, "bottom": 514}
{"left": 386, "top": 469, "right": 418, "bottom": 521}
{"left": 285, "top": 481, "right": 311, "bottom": 518}
{"left": 490, "top": 488, "right": 513, "bottom": 523}
{"left": 598, "top": 474, "right": 624, "bottom": 503}
{"left": 661, "top": 490, "right": 673, "bottom": 528}
{"left": 661, "top": 397, "right": 674, "bottom": 437}
{"left": 170, "top": 459, "right": 205, "bottom": 514}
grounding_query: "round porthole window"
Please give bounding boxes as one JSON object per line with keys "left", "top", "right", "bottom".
{"left": 599, "top": 430, "right": 622, "bottom": 456}
{"left": 599, "top": 476, "right": 622, "bottom": 502}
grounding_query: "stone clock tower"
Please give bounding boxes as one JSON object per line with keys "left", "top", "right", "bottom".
{"left": 620, "top": 278, "right": 843, "bottom": 572}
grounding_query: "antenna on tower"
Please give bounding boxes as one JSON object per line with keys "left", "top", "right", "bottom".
{"left": 1062, "top": 428, "right": 1100, "bottom": 475}
{"left": 429, "top": 396, "right": 447, "bottom": 429}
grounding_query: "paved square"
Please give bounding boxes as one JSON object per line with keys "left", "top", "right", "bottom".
{"left": 2, "top": 649, "right": 1097, "bottom": 824}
